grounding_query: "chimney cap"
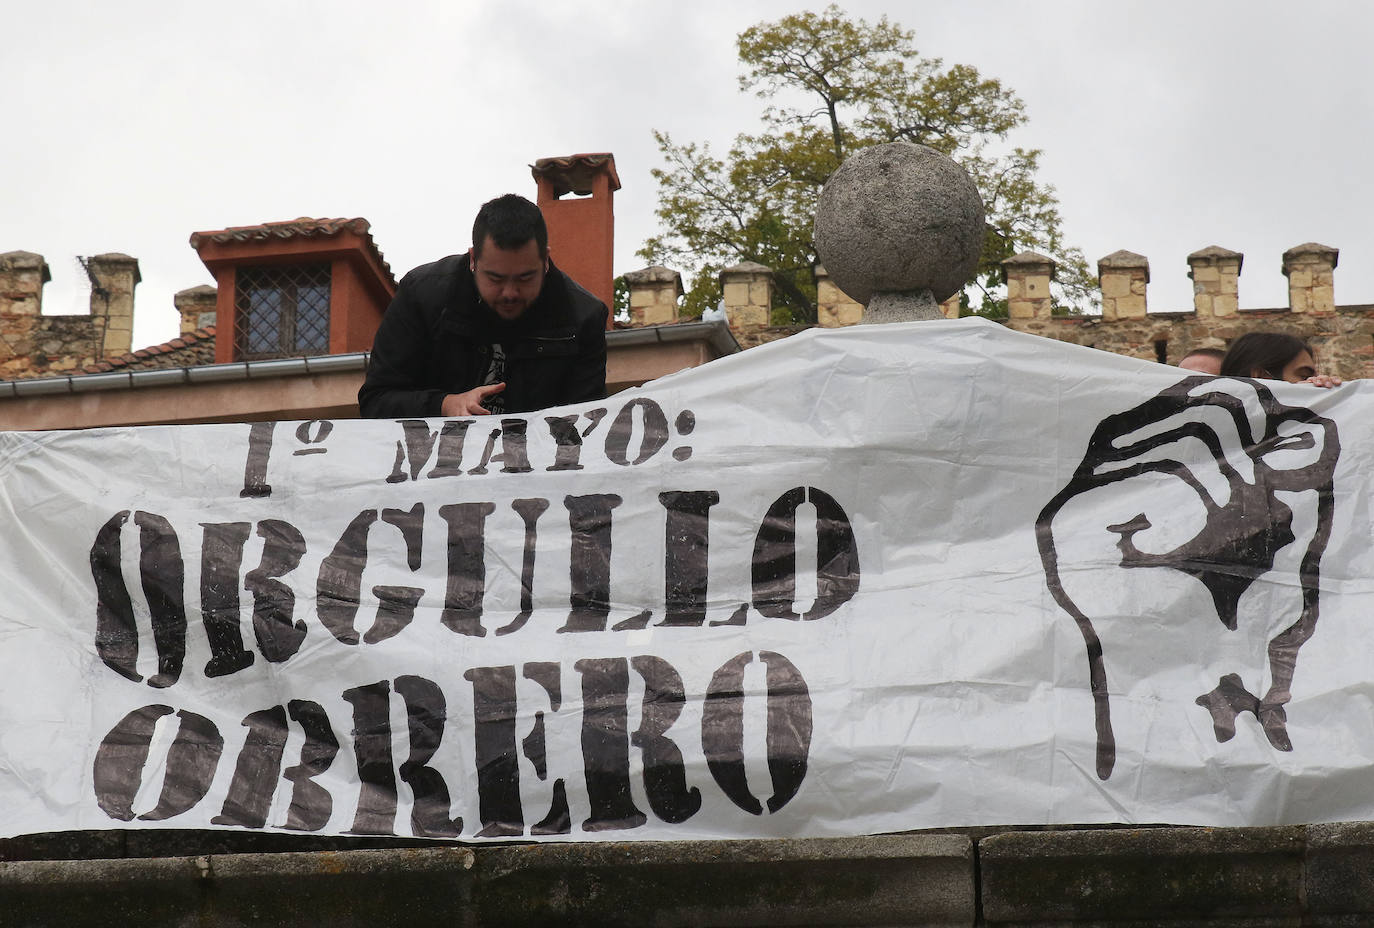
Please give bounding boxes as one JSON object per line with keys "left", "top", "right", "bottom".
{"left": 531, "top": 153, "right": 621, "bottom": 197}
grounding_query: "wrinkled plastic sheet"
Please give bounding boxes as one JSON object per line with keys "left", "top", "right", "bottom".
{"left": 0, "top": 317, "right": 1369, "bottom": 842}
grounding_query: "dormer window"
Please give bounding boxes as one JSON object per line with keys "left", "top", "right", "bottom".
{"left": 189, "top": 217, "right": 397, "bottom": 367}
{"left": 235, "top": 263, "right": 331, "bottom": 359}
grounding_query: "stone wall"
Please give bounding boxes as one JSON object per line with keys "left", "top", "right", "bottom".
{"left": 0, "top": 251, "right": 143, "bottom": 380}
{"left": 1005, "top": 243, "right": 1373, "bottom": 380}
{"left": 622, "top": 241, "right": 1372, "bottom": 378}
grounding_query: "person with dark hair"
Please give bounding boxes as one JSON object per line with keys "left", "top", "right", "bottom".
{"left": 1178, "top": 347, "right": 1224, "bottom": 375}
{"left": 358, "top": 193, "right": 607, "bottom": 418}
{"left": 1220, "top": 332, "right": 1341, "bottom": 388}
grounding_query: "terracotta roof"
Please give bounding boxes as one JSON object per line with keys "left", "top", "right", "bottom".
{"left": 79, "top": 327, "right": 218, "bottom": 374}
{"left": 189, "top": 217, "right": 394, "bottom": 284}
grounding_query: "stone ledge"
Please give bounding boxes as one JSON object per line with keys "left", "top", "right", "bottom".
{"left": 0, "top": 834, "right": 974, "bottom": 927}
{"left": 980, "top": 824, "right": 1307, "bottom": 926}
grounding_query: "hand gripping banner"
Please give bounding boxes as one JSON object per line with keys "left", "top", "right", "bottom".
{"left": 1, "top": 318, "right": 1370, "bottom": 842}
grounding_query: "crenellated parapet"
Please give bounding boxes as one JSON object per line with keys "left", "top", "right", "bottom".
{"left": 0, "top": 250, "right": 152, "bottom": 380}
{"left": 623, "top": 238, "right": 1374, "bottom": 379}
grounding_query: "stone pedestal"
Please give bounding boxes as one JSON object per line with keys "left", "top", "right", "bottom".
{"left": 86, "top": 253, "right": 141, "bottom": 359}
{"left": 815, "top": 264, "right": 863, "bottom": 327}
{"left": 174, "top": 285, "right": 218, "bottom": 334}
{"left": 1283, "top": 242, "right": 1338, "bottom": 315}
{"left": 1098, "top": 250, "right": 1149, "bottom": 320}
{"left": 720, "top": 261, "right": 773, "bottom": 331}
{"left": 0, "top": 251, "right": 49, "bottom": 316}
{"left": 1003, "top": 252, "right": 1056, "bottom": 320}
{"left": 623, "top": 266, "right": 682, "bottom": 327}
{"left": 1187, "top": 246, "right": 1242, "bottom": 318}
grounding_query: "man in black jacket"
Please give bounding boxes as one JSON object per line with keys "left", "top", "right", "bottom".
{"left": 358, "top": 194, "right": 608, "bottom": 418}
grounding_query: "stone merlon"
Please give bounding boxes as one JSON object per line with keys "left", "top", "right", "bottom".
{"left": 0, "top": 251, "right": 51, "bottom": 283}
{"left": 1097, "top": 249, "right": 1150, "bottom": 283}
{"left": 1283, "top": 241, "right": 1339, "bottom": 274}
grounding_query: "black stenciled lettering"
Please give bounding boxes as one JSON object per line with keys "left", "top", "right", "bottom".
{"left": 93, "top": 705, "right": 223, "bottom": 822}
{"left": 605, "top": 398, "right": 669, "bottom": 466}
{"left": 368, "top": 505, "right": 426, "bottom": 643}
{"left": 246, "top": 519, "right": 308, "bottom": 660}
{"left": 758, "top": 651, "right": 812, "bottom": 812}
{"left": 90, "top": 511, "right": 187, "bottom": 688}
{"left": 631, "top": 656, "right": 702, "bottom": 823}
{"left": 439, "top": 502, "right": 495, "bottom": 637}
{"left": 560, "top": 494, "right": 623, "bottom": 633}
{"left": 544, "top": 414, "right": 584, "bottom": 471}
{"left": 343, "top": 680, "right": 396, "bottom": 835}
{"left": 464, "top": 665, "right": 522, "bottom": 837}
{"left": 293, "top": 419, "right": 333, "bottom": 455}
{"left": 137, "top": 512, "right": 188, "bottom": 688}
{"left": 576, "top": 657, "right": 647, "bottom": 832}
{"left": 318, "top": 507, "right": 426, "bottom": 645}
{"left": 213, "top": 705, "right": 289, "bottom": 828}
{"left": 495, "top": 498, "right": 550, "bottom": 636}
{"left": 387, "top": 419, "right": 474, "bottom": 482}
{"left": 395, "top": 675, "right": 463, "bottom": 838}
{"left": 388, "top": 420, "right": 438, "bottom": 483}
{"left": 658, "top": 491, "right": 719, "bottom": 627}
{"left": 282, "top": 699, "right": 339, "bottom": 831}
{"left": 702, "top": 651, "right": 813, "bottom": 815}
{"left": 91, "top": 511, "right": 138, "bottom": 682}
{"left": 199, "top": 522, "right": 255, "bottom": 677}
{"left": 469, "top": 418, "right": 533, "bottom": 475}
{"left": 523, "top": 661, "right": 571, "bottom": 835}
{"left": 241, "top": 421, "right": 275, "bottom": 498}
{"left": 752, "top": 486, "right": 861, "bottom": 621}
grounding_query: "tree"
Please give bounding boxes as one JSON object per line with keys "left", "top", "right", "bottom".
{"left": 638, "top": 5, "right": 1093, "bottom": 322}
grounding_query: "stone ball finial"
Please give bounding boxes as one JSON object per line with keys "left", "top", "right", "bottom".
{"left": 814, "top": 142, "right": 984, "bottom": 321}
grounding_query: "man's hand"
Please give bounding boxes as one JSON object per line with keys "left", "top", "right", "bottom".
{"left": 441, "top": 382, "right": 506, "bottom": 417}
{"left": 1300, "top": 374, "right": 1342, "bottom": 389}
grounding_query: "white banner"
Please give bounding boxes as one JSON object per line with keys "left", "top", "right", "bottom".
{"left": 2, "top": 318, "right": 1371, "bottom": 842}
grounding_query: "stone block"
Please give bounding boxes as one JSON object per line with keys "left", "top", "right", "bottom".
{"left": 1288, "top": 269, "right": 1313, "bottom": 289}
{"left": 1191, "top": 265, "right": 1221, "bottom": 284}
{"left": 722, "top": 281, "right": 751, "bottom": 308}
{"left": 641, "top": 304, "right": 676, "bottom": 326}
{"left": 749, "top": 278, "right": 772, "bottom": 305}
{"left": 1116, "top": 295, "right": 1147, "bottom": 319}
{"left": 629, "top": 288, "right": 655, "bottom": 308}
{"left": 980, "top": 825, "right": 1305, "bottom": 924}
{"left": 474, "top": 835, "right": 974, "bottom": 926}
{"left": 825, "top": 303, "right": 861, "bottom": 326}
{"left": 731, "top": 305, "right": 768, "bottom": 328}
{"left": 1215, "top": 295, "right": 1239, "bottom": 317}
{"left": 1305, "top": 822, "right": 1374, "bottom": 916}
{"left": 1100, "top": 273, "right": 1133, "bottom": 299}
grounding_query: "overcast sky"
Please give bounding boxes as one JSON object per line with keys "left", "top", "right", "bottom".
{"left": 4, "top": 0, "right": 1370, "bottom": 349}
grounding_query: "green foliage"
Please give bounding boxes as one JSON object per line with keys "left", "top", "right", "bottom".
{"left": 638, "top": 5, "right": 1094, "bottom": 322}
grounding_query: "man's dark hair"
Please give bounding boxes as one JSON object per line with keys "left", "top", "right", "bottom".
{"left": 1221, "top": 333, "right": 1311, "bottom": 379}
{"left": 1182, "top": 347, "right": 1225, "bottom": 363}
{"left": 472, "top": 194, "right": 548, "bottom": 259}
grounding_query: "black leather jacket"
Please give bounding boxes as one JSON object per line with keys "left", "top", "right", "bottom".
{"left": 358, "top": 254, "right": 607, "bottom": 418}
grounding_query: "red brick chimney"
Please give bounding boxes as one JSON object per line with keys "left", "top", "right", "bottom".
{"left": 531, "top": 153, "right": 619, "bottom": 325}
